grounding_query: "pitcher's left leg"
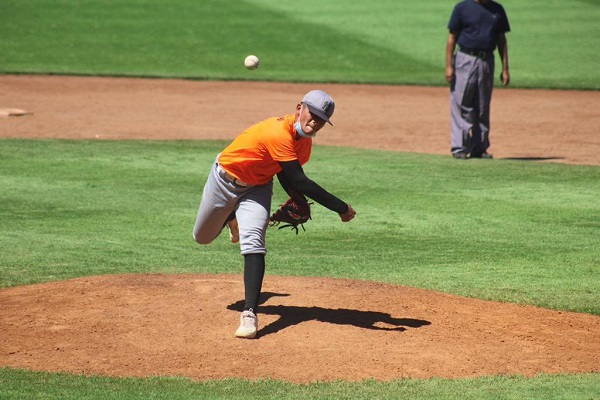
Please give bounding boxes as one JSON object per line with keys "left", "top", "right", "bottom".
{"left": 233, "top": 183, "right": 272, "bottom": 339}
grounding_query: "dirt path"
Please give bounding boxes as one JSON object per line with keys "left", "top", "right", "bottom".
{"left": 1, "top": 75, "right": 599, "bottom": 165}
{"left": 0, "top": 75, "right": 599, "bottom": 383}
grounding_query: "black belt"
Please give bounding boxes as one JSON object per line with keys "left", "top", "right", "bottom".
{"left": 459, "top": 46, "right": 492, "bottom": 59}
{"left": 216, "top": 164, "right": 252, "bottom": 187}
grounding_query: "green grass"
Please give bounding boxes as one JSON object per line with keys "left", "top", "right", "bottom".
{"left": 1, "top": 368, "right": 599, "bottom": 400}
{"left": 0, "top": 0, "right": 599, "bottom": 89}
{"left": 2, "top": 139, "right": 599, "bottom": 399}
{"left": 1, "top": 139, "right": 598, "bottom": 314}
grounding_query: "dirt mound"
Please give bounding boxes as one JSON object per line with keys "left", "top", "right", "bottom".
{"left": 1, "top": 274, "right": 598, "bottom": 383}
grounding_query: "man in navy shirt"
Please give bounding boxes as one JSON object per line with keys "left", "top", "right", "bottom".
{"left": 445, "top": 0, "right": 511, "bottom": 159}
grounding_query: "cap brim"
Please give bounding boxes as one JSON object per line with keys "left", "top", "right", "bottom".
{"left": 305, "top": 104, "right": 333, "bottom": 125}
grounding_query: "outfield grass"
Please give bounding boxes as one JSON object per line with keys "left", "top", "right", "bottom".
{"left": 1, "top": 0, "right": 598, "bottom": 89}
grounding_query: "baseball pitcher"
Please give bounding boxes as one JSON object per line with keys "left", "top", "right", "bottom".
{"left": 192, "top": 90, "right": 356, "bottom": 339}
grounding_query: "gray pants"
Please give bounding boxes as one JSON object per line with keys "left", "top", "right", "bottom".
{"left": 450, "top": 50, "right": 495, "bottom": 155}
{"left": 193, "top": 161, "right": 273, "bottom": 255}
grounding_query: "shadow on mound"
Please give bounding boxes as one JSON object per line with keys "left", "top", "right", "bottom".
{"left": 228, "top": 292, "right": 431, "bottom": 338}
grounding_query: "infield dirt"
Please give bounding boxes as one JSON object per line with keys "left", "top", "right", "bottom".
{"left": 1, "top": 75, "right": 599, "bottom": 382}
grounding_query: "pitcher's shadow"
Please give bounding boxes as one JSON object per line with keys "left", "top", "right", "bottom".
{"left": 227, "top": 292, "right": 431, "bottom": 338}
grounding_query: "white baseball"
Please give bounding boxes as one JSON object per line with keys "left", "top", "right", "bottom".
{"left": 244, "top": 55, "right": 260, "bottom": 70}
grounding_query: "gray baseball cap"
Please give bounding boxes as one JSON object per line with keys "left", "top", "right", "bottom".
{"left": 301, "top": 90, "right": 335, "bottom": 125}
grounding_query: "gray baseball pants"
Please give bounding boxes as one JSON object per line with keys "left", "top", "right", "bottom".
{"left": 193, "top": 160, "right": 272, "bottom": 255}
{"left": 450, "top": 50, "right": 495, "bottom": 155}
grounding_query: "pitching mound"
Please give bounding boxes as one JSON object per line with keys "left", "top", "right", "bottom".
{"left": 1, "top": 274, "right": 598, "bottom": 383}
{"left": 0, "top": 75, "right": 599, "bottom": 382}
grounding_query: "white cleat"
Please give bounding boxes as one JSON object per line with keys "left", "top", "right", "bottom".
{"left": 235, "top": 309, "right": 258, "bottom": 339}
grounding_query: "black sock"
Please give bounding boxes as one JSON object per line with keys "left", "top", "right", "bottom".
{"left": 243, "top": 254, "right": 265, "bottom": 313}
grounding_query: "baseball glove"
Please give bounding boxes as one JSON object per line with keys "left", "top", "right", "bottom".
{"left": 269, "top": 193, "right": 312, "bottom": 234}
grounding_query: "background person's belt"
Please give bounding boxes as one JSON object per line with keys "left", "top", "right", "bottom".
{"left": 459, "top": 46, "right": 492, "bottom": 59}
{"left": 216, "top": 164, "right": 251, "bottom": 187}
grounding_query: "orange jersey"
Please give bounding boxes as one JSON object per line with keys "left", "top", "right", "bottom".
{"left": 218, "top": 114, "right": 312, "bottom": 185}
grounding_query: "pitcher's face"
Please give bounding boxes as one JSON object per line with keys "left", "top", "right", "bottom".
{"left": 295, "top": 103, "right": 326, "bottom": 137}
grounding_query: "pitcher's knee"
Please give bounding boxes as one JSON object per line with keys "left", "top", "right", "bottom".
{"left": 193, "top": 231, "right": 212, "bottom": 245}
{"left": 239, "top": 239, "right": 266, "bottom": 255}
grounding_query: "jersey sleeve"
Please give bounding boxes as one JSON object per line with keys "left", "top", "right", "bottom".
{"left": 260, "top": 122, "right": 300, "bottom": 162}
{"left": 498, "top": 4, "right": 510, "bottom": 33}
{"left": 261, "top": 115, "right": 312, "bottom": 164}
{"left": 447, "top": 3, "right": 463, "bottom": 32}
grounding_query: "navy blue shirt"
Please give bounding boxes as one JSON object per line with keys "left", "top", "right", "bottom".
{"left": 448, "top": 0, "right": 510, "bottom": 52}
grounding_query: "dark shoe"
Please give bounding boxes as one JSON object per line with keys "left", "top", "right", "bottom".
{"left": 452, "top": 151, "right": 468, "bottom": 160}
{"left": 471, "top": 152, "right": 493, "bottom": 159}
